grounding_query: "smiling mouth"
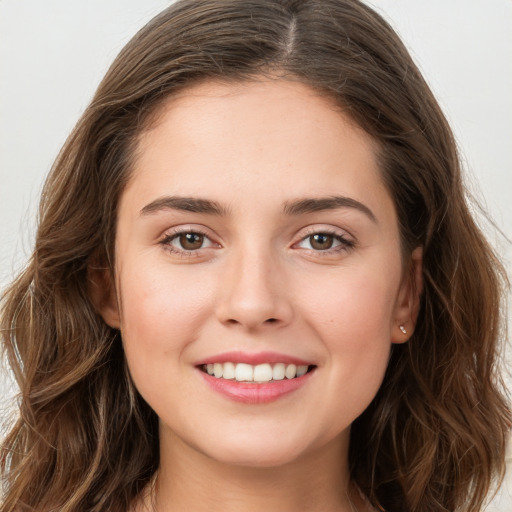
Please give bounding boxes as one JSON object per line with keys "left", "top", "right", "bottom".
{"left": 200, "top": 362, "right": 316, "bottom": 383}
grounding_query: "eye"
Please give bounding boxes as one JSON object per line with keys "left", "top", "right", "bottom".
{"left": 296, "top": 231, "right": 354, "bottom": 252}
{"left": 175, "top": 232, "right": 207, "bottom": 250}
{"left": 303, "top": 233, "right": 336, "bottom": 250}
{"left": 161, "top": 230, "right": 216, "bottom": 253}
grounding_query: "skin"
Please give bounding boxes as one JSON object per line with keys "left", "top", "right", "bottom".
{"left": 96, "top": 78, "right": 422, "bottom": 512}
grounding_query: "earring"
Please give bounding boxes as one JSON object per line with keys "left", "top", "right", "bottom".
{"left": 399, "top": 325, "right": 407, "bottom": 334}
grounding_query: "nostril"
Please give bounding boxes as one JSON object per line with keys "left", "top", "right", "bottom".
{"left": 265, "top": 318, "right": 278, "bottom": 323}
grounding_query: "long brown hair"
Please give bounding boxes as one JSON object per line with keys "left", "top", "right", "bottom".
{"left": 1, "top": 1, "right": 510, "bottom": 511}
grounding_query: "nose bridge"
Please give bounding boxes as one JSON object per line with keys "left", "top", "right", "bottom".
{"left": 216, "top": 239, "right": 292, "bottom": 329}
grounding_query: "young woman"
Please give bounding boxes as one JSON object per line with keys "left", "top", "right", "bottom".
{"left": 1, "top": 1, "right": 510, "bottom": 511}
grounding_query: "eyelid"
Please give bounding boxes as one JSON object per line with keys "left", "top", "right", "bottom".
{"left": 292, "top": 225, "right": 356, "bottom": 253}
{"left": 295, "top": 225, "right": 354, "bottom": 242}
{"left": 159, "top": 225, "right": 221, "bottom": 254}
{"left": 159, "top": 224, "right": 217, "bottom": 240}
{"left": 157, "top": 224, "right": 355, "bottom": 257}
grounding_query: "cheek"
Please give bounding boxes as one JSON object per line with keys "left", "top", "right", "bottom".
{"left": 295, "top": 264, "right": 398, "bottom": 407}
{"left": 118, "top": 263, "right": 212, "bottom": 378}
{"left": 298, "top": 263, "right": 398, "bottom": 339}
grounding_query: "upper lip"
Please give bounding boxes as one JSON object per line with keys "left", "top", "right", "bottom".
{"left": 195, "top": 351, "right": 315, "bottom": 367}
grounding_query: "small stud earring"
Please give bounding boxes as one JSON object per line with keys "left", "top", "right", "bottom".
{"left": 399, "top": 325, "right": 407, "bottom": 334}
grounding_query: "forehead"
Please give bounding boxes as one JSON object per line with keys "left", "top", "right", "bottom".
{"left": 140, "top": 79, "right": 372, "bottom": 159}
{"left": 123, "top": 78, "right": 393, "bottom": 222}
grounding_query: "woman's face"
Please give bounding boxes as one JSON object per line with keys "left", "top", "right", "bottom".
{"left": 100, "top": 79, "right": 420, "bottom": 468}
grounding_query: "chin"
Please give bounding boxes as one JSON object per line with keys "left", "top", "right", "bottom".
{"left": 198, "top": 429, "right": 325, "bottom": 469}
{"left": 210, "top": 445, "right": 304, "bottom": 469}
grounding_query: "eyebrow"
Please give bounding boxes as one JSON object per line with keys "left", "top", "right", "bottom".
{"left": 140, "top": 196, "right": 230, "bottom": 216}
{"left": 283, "top": 196, "right": 377, "bottom": 223}
{"left": 140, "top": 194, "right": 377, "bottom": 223}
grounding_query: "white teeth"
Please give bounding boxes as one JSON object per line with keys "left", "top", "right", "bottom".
{"left": 285, "top": 364, "right": 297, "bottom": 379}
{"left": 213, "top": 363, "right": 223, "bottom": 378}
{"left": 253, "top": 364, "right": 273, "bottom": 382}
{"left": 272, "top": 363, "right": 285, "bottom": 380}
{"left": 235, "top": 363, "right": 253, "bottom": 382}
{"left": 296, "top": 365, "right": 308, "bottom": 377}
{"left": 223, "top": 362, "right": 235, "bottom": 380}
{"left": 204, "top": 362, "right": 311, "bottom": 382}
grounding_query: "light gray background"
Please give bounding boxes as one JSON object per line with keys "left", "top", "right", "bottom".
{"left": 0, "top": 1, "right": 511, "bottom": 509}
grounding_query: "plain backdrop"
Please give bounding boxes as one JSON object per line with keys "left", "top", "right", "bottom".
{"left": 0, "top": 1, "right": 511, "bottom": 509}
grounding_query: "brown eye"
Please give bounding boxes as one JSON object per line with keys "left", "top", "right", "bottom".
{"left": 309, "top": 233, "right": 334, "bottom": 250}
{"left": 296, "top": 231, "right": 354, "bottom": 253}
{"left": 179, "top": 232, "right": 205, "bottom": 250}
{"left": 162, "top": 229, "right": 216, "bottom": 254}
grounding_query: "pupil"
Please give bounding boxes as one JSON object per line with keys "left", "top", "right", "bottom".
{"left": 311, "top": 233, "right": 333, "bottom": 250}
{"left": 180, "top": 233, "right": 203, "bottom": 250}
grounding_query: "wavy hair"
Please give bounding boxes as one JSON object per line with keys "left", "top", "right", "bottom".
{"left": 1, "top": 1, "right": 510, "bottom": 511}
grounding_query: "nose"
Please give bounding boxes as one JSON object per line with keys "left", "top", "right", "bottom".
{"left": 215, "top": 246, "right": 293, "bottom": 331}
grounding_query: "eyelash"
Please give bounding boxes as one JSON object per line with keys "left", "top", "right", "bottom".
{"left": 159, "top": 228, "right": 214, "bottom": 257}
{"left": 295, "top": 228, "right": 355, "bottom": 255}
{"left": 159, "top": 228, "right": 356, "bottom": 256}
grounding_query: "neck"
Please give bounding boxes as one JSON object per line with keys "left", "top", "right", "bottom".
{"left": 136, "top": 427, "right": 366, "bottom": 512}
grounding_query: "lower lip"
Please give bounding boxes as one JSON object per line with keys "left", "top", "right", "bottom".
{"left": 198, "top": 369, "right": 315, "bottom": 404}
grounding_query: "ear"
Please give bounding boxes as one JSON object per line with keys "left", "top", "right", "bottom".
{"left": 88, "top": 264, "right": 121, "bottom": 329}
{"left": 391, "top": 246, "right": 423, "bottom": 344}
